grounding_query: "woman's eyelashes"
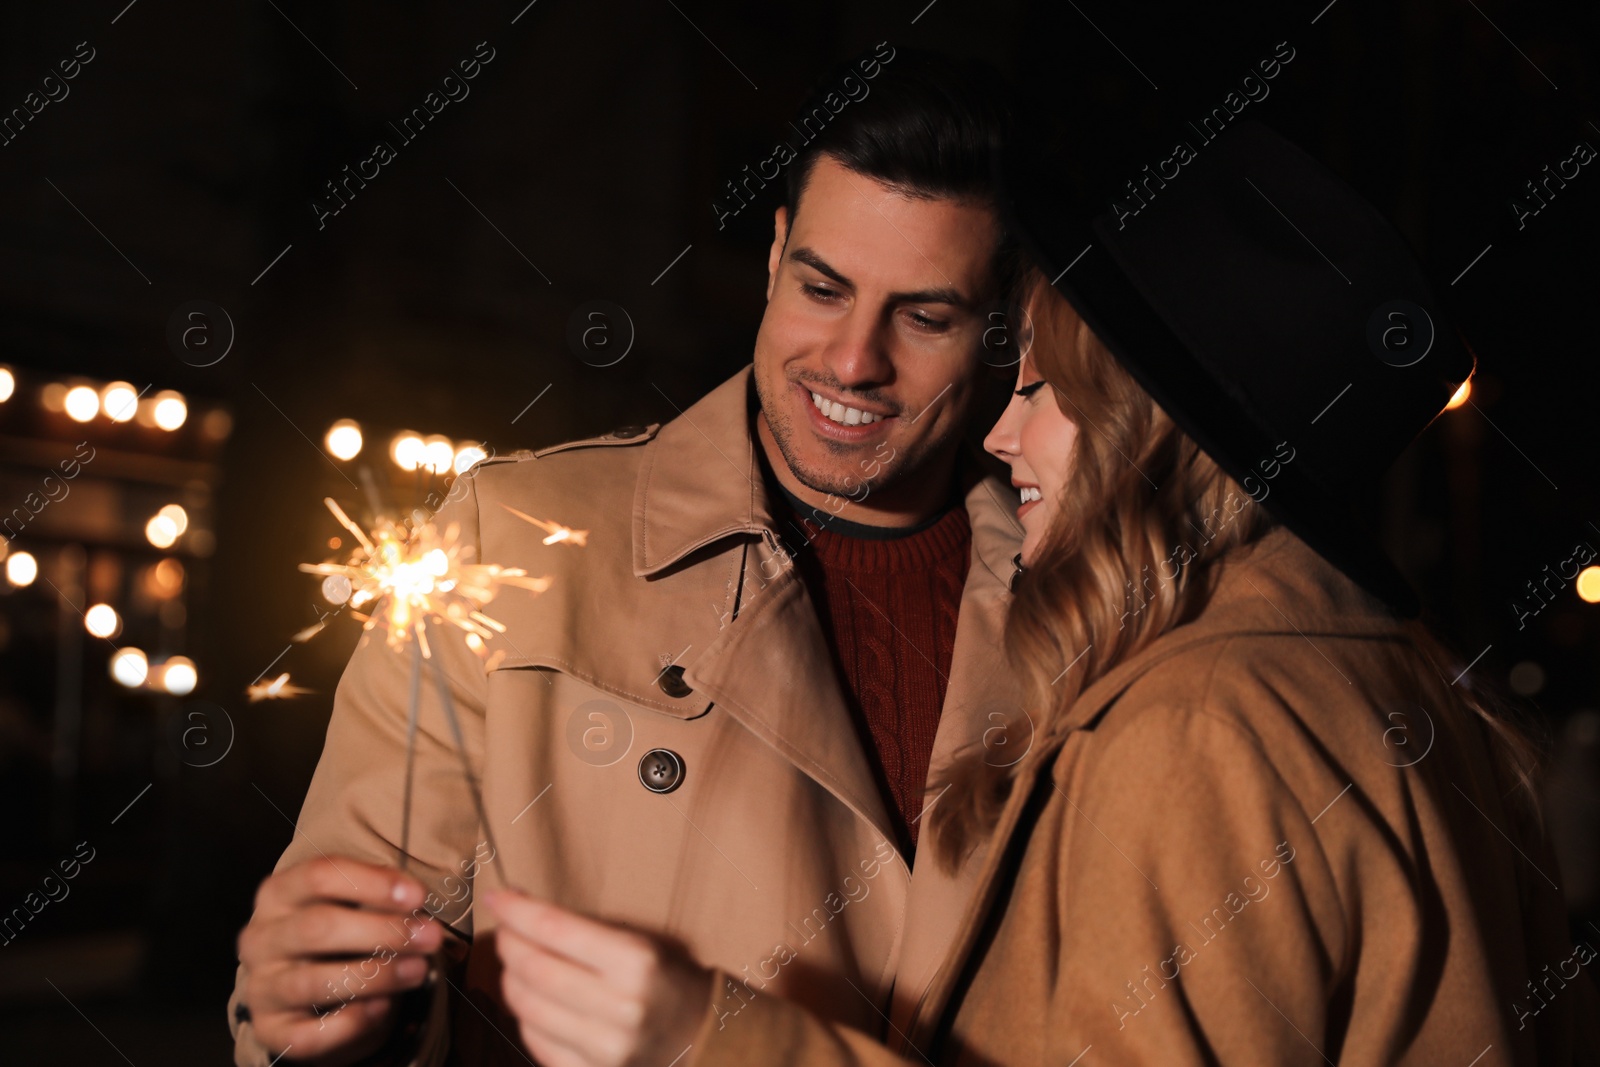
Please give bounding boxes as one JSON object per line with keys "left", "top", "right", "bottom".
{"left": 1015, "top": 379, "right": 1047, "bottom": 399}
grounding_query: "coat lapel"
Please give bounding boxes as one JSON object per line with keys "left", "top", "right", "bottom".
{"left": 688, "top": 563, "right": 901, "bottom": 847}
{"left": 892, "top": 641, "right": 1178, "bottom": 1056}
{"left": 888, "top": 471, "right": 1025, "bottom": 1033}
{"left": 633, "top": 368, "right": 901, "bottom": 849}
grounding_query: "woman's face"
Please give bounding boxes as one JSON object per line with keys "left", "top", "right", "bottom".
{"left": 983, "top": 352, "right": 1080, "bottom": 565}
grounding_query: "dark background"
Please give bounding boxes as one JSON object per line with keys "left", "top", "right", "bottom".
{"left": 1, "top": 0, "right": 1597, "bottom": 1060}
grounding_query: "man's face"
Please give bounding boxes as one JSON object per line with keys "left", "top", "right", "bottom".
{"left": 752, "top": 155, "right": 1000, "bottom": 505}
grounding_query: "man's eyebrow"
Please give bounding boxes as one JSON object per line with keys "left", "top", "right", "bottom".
{"left": 788, "top": 245, "right": 971, "bottom": 308}
{"left": 789, "top": 247, "right": 851, "bottom": 288}
{"left": 892, "top": 284, "right": 970, "bottom": 308}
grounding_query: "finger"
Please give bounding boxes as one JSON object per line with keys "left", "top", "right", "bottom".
{"left": 498, "top": 928, "right": 634, "bottom": 1027}
{"left": 250, "top": 953, "right": 432, "bottom": 1015}
{"left": 242, "top": 903, "right": 442, "bottom": 965}
{"left": 251, "top": 996, "right": 393, "bottom": 1064}
{"left": 517, "top": 1026, "right": 591, "bottom": 1067}
{"left": 487, "top": 891, "right": 641, "bottom": 978}
{"left": 501, "top": 969, "right": 627, "bottom": 1067}
{"left": 255, "top": 857, "right": 427, "bottom": 918}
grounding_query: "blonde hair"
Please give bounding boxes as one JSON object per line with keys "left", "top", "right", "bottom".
{"left": 928, "top": 268, "right": 1545, "bottom": 872}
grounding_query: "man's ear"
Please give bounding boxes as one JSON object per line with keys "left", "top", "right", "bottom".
{"left": 765, "top": 206, "right": 789, "bottom": 302}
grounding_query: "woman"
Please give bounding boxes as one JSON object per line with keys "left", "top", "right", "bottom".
{"left": 484, "top": 120, "right": 1595, "bottom": 1065}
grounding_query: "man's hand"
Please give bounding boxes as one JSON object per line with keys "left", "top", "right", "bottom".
{"left": 486, "top": 890, "right": 715, "bottom": 1067}
{"left": 237, "top": 857, "right": 445, "bottom": 1065}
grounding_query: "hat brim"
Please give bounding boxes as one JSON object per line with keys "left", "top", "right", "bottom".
{"left": 1001, "top": 149, "right": 1423, "bottom": 618}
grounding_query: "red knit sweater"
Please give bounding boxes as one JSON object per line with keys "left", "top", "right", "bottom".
{"left": 772, "top": 490, "right": 971, "bottom": 856}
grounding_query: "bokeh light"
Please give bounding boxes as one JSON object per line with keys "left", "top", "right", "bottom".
{"left": 158, "top": 503, "right": 189, "bottom": 536}
{"left": 101, "top": 381, "right": 139, "bottom": 422}
{"left": 1577, "top": 565, "right": 1600, "bottom": 604}
{"left": 146, "top": 558, "right": 185, "bottom": 598}
{"left": 321, "top": 573, "right": 353, "bottom": 605}
{"left": 1508, "top": 660, "right": 1546, "bottom": 696}
{"left": 5, "top": 551, "right": 38, "bottom": 587}
{"left": 1445, "top": 379, "right": 1472, "bottom": 411}
{"left": 110, "top": 648, "right": 148, "bottom": 688}
{"left": 453, "top": 442, "right": 487, "bottom": 474}
{"left": 145, "top": 514, "right": 179, "bottom": 549}
{"left": 85, "top": 603, "right": 121, "bottom": 639}
{"left": 201, "top": 408, "right": 233, "bottom": 441}
{"left": 422, "top": 435, "right": 455, "bottom": 475}
{"left": 161, "top": 656, "right": 198, "bottom": 695}
{"left": 391, "top": 432, "right": 425, "bottom": 472}
{"left": 152, "top": 390, "right": 188, "bottom": 430}
{"left": 64, "top": 385, "right": 100, "bottom": 422}
{"left": 0, "top": 366, "right": 14, "bottom": 403}
{"left": 326, "top": 419, "right": 363, "bottom": 461}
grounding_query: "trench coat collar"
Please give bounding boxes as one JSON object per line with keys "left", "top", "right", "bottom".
{"left": 631, "top": 365, "right": 1021, "bottom": 587}
{"left": 632, "top": 367, "right": 766, "bottom": 577}
{"left": 1049, "top": 523, "right": 1409, "bottom": 739}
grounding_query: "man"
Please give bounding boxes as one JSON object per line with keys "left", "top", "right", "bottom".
{"left": 229, "top": 47, "right": 1026, "bottom": 1067}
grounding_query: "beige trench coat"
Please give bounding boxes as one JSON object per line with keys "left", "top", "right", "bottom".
{"left": 686, "top": 525, "right": 1600, "bottom": 1066}
{"left": 228, "top": 366, "right": 1028, "bottom": 1065}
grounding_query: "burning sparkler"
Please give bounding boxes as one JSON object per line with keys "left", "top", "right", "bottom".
{"left": 501, "top": 503, "right": 588, "bottom": 547}
{"left": 273, "top": 495, "right": 583, "bottom": 877}
{"left": 298, "top": 497, "right": 551, "bottom": 659}
{"left": 246, "top": 672, "right": 313, "bottom": 702}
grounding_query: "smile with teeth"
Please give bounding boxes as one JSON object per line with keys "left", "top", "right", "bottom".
{"left": 1018, "top": 486, "right": 1042, "bottom": 503}
{"left": 811, "top": 391, "right": 886, "bottom": 426}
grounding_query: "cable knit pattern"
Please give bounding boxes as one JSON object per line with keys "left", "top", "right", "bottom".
{"left": 773, "top": 498, "right": 971, "bottom": 856}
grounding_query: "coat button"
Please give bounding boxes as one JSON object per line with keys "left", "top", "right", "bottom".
{"left": 657, "top": 664, "right": 692, "bottom": 698}
{"left": 611, "top": 425, "right": 646, "bottom": 439}
{"left": 638, "top": 748, "right": 684, "bottom": 793}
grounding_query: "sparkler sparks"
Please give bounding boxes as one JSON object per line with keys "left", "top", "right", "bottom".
{"left": 247, "top": 672, "right": 313, "bottom": 702}
{"left": 298, "top": 497, "right": 551, "bottom": 655}
{"left": 501, "top": 503, "right": 589, "bottom": 546}
{"left": 265, "top": 492, "right": 582, "bottom": 881}
{"left": 291, "top": 619, "right": 329, "bottom": 643}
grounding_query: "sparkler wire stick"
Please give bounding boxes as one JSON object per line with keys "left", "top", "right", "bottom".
{"left": 293, "top": 496, "right": 575, "bottom": 889}
{"left": 398, "top": 635, "right": 423, "bottom": 874}
{"left": 324, "top": 496, "right": 376, "bottom": 555}
{"left": 427, "top": 645, "right": 504, "bottom": 871}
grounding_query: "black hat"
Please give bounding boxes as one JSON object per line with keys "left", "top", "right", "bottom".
{"left": 999, "top": 117, "right": 1474, "bottom": 619}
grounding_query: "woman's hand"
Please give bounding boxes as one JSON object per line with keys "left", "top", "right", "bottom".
{"left": 485, "top": 890, "right": 715, "bottom": 1067}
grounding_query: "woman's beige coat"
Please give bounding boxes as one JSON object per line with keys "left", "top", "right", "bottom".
{"left": 687, "top": 526, "right": 1598, "bottom": 1066}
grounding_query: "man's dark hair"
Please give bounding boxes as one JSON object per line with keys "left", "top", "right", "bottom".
{"left": 784, "top": 46, "right": 1019, "bottom": 296}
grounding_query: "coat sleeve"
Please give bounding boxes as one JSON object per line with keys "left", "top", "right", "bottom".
{"left": 683, "top": 702, "right": 1349, "bottom": 1067}
{"left": 229, "top": 479, "right": 493, "bottom": 1067}
{"left": 1034, "top": 698, "right": 1348, "bottom": 1066}
{"left": 685, "top": 968, "right": 924, "bottom": 1067}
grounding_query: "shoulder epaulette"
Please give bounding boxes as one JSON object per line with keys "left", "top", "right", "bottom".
{"left": 530, "top": 423, "right": 661, "bottom": 459}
